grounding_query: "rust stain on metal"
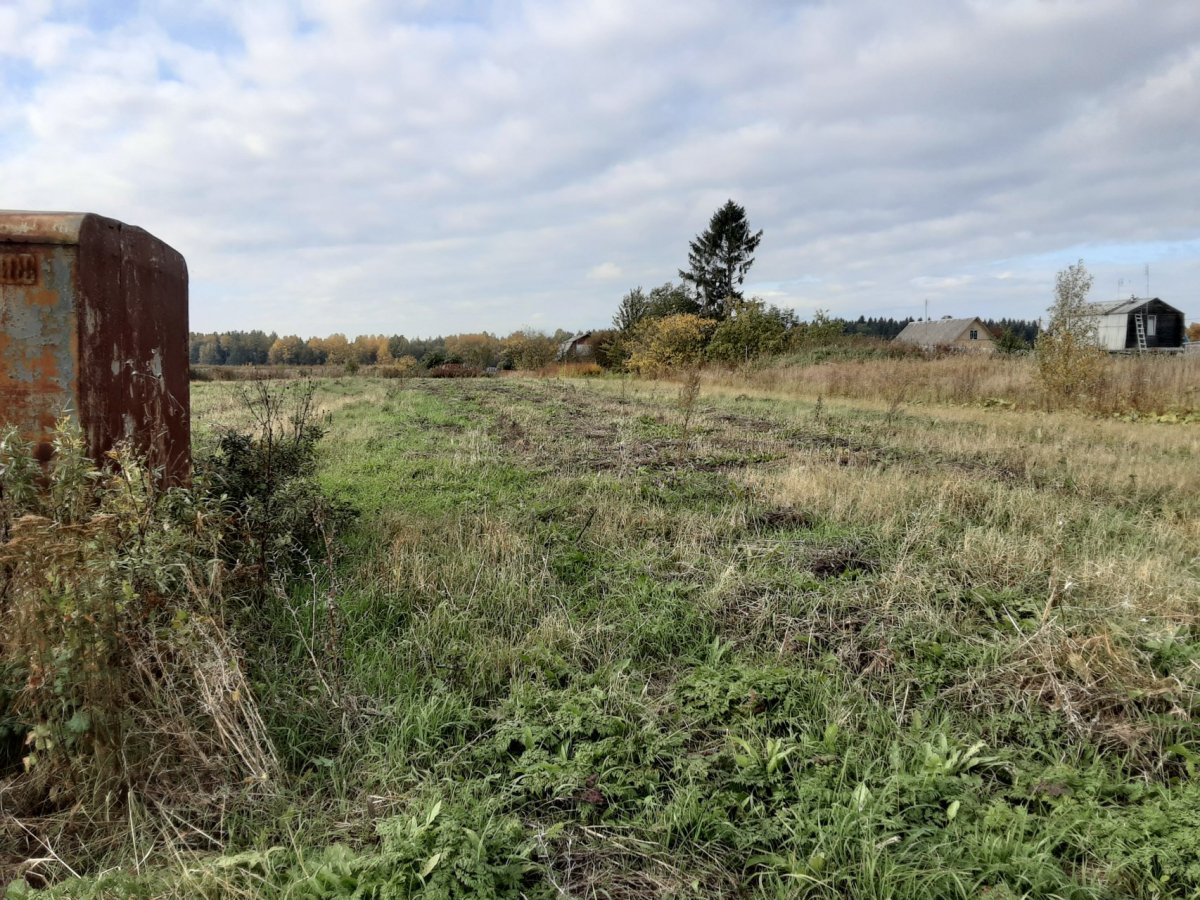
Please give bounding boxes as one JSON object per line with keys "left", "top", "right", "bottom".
{"left": 0, "top": 253, "right": 38, "bottom": 285}
{"left": 0, "top": 211, "right": 190, "bottom": 483}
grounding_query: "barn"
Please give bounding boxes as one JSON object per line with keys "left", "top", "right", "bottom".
{"left": 557, "top": 331, "right": 594, "bottom": 361}
{"left": 1082, "top": 297, "right": 1186, "bottom": 352}
{"left": 893, "top": 317, "right": 996, "bottom": 353}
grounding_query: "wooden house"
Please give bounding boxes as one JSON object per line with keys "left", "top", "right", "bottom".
{"left": 557, "top": 331, "right": 594, "bottom": 361}
{"left": 1082, "top": 297, "right": 1186, "bottom": 352}
{"left": 893, "top": 317, "right": 996, "bottom": 353}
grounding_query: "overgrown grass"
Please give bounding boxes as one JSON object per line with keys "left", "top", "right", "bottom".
{"left": 9, "top": 374, "right": 1199, "bottom": 897}
{"left": 722, "top": 349, "right": 1200, "bottom": 417}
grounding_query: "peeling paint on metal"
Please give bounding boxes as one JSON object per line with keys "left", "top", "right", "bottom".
{"left": 0, "top": 246, "right": 78, "bottom": 460}
{"left": 0, "top": 211, "right": 190, "bottom": 483}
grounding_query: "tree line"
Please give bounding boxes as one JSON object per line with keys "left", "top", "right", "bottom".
{"left": 189, "top": 329, "right": 577, "bottom": 371}
{"left": 190, "top": 314, "right": 1040, "bottom": 373}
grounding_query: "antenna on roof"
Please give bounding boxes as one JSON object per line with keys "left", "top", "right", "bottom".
{"left": 1117, "top": 277, "right": 1124, "bottom": 300}
{"left": 1145, "top": 264, "right": 1150, "bottom": 299}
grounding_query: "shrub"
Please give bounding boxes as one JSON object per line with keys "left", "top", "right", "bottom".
{"left": 994, "top": 325, "right": 1030, "bottom": 355}
{"left": 706, "top": 300, "right": 792, "bottom": 364}
{"left": 0, "top": 421, "right": 278, "bottom": 815}
{"left": 428, "top": 363, "right": 484, "bottom": 378}
{"left": 1035, "top": 260, "right": 1108, "bottom": 407}
{"left": 625, "top": 314, "right": 718, "bottom": 376}
{"left": 1035, "top": 330, "right": 1108, "bottom": 406}
{"left": 586, "top": 329, "right": 622, "bottom": 369}
{"left": 788, "top": 308, "right": 844, "bottom": 349}
{"left": 377, "top": 355, "right": 421, "bottom": 379}
{"left": 199, "top": 380, "right": 354, "bottom": 588}
{"left": 501, "top": 330, "right": 557, "bottom": 370}
{"left": 0, "top": 386, "right": 350, "bottom": 881}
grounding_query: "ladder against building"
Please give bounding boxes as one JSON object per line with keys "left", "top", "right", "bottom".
{"left": 1134, "top": 313, "right": 1147, "bottom": 352}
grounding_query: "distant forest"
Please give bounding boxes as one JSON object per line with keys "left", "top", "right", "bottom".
{"left": 188, "top": 330, "right": 465, "bottom": 368}
{"left": 188, "top": 317, "right": 1041, "bottom": 367}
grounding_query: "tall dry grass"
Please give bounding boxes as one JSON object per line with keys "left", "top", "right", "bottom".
{"left": 535, "top": 360, "right": 604, "bottom": 378}
{"left": 715, "top": 352, "right": 1200, "bottom": 415}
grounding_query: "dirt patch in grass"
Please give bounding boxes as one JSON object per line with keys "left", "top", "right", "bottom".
{"left": 748, "top": 506, "right": 818, "bottom": 531}
{"left": 803, "top": 538, "right": 879, "bottom": 578}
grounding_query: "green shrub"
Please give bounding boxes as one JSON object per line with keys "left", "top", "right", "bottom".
{"left": 200, "top": 380, "right": 353, "bottom": 587}
{"left": 706, "top": 299, "right": 792, "bottom": 364}
{"left": 995, "top": 326, "right": 1030, "bottom": 355}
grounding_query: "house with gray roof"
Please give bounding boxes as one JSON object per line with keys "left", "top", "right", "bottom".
{"left": 893, "top": 317, "right": 996, "bottom": 353}
{"left": 557, "top": 331, "right": 594, "bottom": 361}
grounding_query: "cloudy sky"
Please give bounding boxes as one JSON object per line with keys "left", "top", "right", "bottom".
{"left": 2, "top": 0, "right": 1198, "bottom": 337}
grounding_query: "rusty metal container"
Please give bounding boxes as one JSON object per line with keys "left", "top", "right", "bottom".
{"left": 0, "top": 211, "right": 190, "bottom": 484}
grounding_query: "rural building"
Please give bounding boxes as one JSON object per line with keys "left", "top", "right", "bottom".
{"left": 557, "top": 331, "right": 594, "bottom": 361}
{"left": 1082, "top": 297, "right": 1186, "bottom": 352}
{"left": 893, "top": 317, "right": 996, "bottom": 353}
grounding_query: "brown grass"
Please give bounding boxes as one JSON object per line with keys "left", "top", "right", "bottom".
{"left": 535, "top": 361, "right": 605, "bottom": 378}
{"left": 715, "top": 352, "right": 1200, "bottom": 416}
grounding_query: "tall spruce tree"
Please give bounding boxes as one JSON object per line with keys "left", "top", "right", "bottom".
{"left": 679, "top": 200, "right": 763, "bottom": 319}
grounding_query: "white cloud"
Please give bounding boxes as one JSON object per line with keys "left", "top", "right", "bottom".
{"left": 0, "top": 0, "right": 1198, "bottom": 336}
{"left": 586, "top": 261, "right": 622, "bottom": 281}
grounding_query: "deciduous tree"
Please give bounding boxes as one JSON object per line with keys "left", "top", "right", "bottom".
{"left": 445, "top": 332, "right": 501, "bottom": 369}
{"left": 502, "top": 329, "right": 557, "bottom": 370}
{"left": 268, "top": 335, "right": 308, "bottom": 365}
{"left": 1035, "top": 260, "right": 1107, "bottom": 406}
{"left": 614, "top": 283, "right": 699, "bottom": 332}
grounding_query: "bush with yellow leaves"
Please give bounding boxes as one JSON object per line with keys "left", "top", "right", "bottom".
{"left": 625, "top": 313, "right": 718, "bottom": 376}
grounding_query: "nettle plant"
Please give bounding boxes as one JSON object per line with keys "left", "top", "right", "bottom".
{"left": 0, "top": 421, "right": 268, "bottom": 802}
{"left": 1, "top": 391, "right": 347, "bottom": 819}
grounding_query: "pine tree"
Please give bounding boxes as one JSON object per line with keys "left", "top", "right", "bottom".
{"left": 679, "top": 200, "right": 763, "bottom": 319}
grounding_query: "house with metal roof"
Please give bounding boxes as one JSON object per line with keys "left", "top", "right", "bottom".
{"left": 557, "top": 331, "right": 595, "bottom": 361}
{"left": 1081, "top": 297, "right": 1185, "bottom": 352}
{"left": 893, "top": 317, "right": 996, "bottom": 353}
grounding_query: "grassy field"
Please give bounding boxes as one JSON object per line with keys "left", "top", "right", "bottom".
{"left": 25, "top": 373, "right": 1200, "bottom": 897}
